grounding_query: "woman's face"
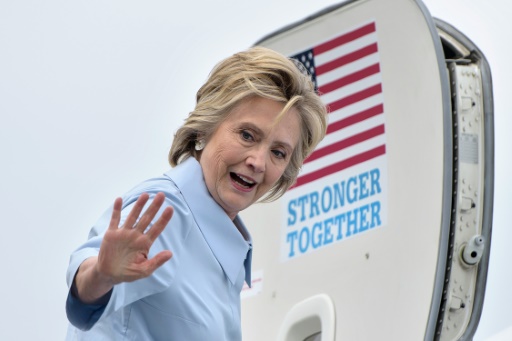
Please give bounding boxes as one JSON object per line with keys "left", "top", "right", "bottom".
{"left": 199, "top": 96, "right": 301, "bottom": 220}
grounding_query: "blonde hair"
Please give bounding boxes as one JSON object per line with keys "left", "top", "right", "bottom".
{"left": 169, "top": 46, "right": 327, "bottom": 201}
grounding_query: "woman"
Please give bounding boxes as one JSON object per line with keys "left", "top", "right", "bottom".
{"left": 66, "top": 46, "right": 327, "bottom": 340}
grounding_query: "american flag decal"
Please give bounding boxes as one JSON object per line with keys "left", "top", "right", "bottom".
{"left": 291, "top": 21, "right": 386, "bottom": 189}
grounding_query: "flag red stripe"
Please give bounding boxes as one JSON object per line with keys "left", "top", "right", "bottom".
{"left": 328, "top": 83, "right": 382, "bottom": 112}
{"left": 292, "top": 145, "right": 386, "bottom": 188}
{"left": 318, "top": 63, "right": 380, "bottom": 95}
{"left": 305, "top": 124, "right": 385, "bottom": 163}
{"left": 326, "top": 104, "right": 384, "bottom": 135}
{"left": 314, "top": 22, "right": 376, "bottom": 55}
{"left": 315, "top": 43, "right": 378, "bottom": 75}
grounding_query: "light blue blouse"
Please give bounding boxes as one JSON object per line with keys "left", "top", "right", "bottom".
{"left": 66, "top": 157, "right": 253, "bottom": 340}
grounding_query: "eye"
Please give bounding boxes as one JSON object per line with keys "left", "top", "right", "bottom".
{"left": 272, "top": 149, "right": 286, "bottom": 159}
{"left": 240, "top": 130, "right": 254, "bottom": 141}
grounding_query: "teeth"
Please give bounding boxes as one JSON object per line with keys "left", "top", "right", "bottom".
{"left": 238, "top": 174, "right": 255, "bottom": 184}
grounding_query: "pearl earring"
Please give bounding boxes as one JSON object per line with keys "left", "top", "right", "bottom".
{"left": 195, "top": 140, "right": 205, "bottom": 151}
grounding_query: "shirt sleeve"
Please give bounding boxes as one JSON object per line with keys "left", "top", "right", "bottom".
{"left": 64, "top": 206, "right": 111, "bottom": 331}
{"left": 66, "top": 277, "right": 113, "bottom": 331}
{"left": 65, "top": 185, "right": 189, "bottom": 330}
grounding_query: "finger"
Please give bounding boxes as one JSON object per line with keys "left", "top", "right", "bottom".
{"left": 108, "top": 197, "right": 123, "bottom": 230}
{"left": 123, "top": 193, "right": 149, "bottom": 229}
{"left": 143, "top": 250, "right": 173, "bottom": 275}
{"left": 145, "top": 206, "right": 174, "bottom": 242}
{"left": 134, "top": 192, "right": 165, "bottom": 233}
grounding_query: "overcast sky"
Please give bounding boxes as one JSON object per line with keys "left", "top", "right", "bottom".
{"left": 0, "top": 0, "right": 510, "bottom": 340}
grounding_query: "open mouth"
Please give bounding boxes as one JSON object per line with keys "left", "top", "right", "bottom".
{"left": 230, "top": 172, "right": 256, "bottom": 189}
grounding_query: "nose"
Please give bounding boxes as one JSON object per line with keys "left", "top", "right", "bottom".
{"left": 246, "top": 147, "right": 266, "bottom": 173}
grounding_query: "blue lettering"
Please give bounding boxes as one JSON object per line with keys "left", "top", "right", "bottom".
{"left": 311, "top": 222, "right": 323, "bottom": 249}
{"left": 321, "top": 186, "right": 332, "bottom": 213}
{"left": 345, "top": 209, "right": 359, "bottom": 237}
{"left": 297, "top": 195, "right": 309, "bottom": 222}
{"left": 309, "top": 191, "right": 320, "bottom": 219}
{"left": 333, "top": 182, "right": 345, "bottom": 209}
{"left": 299, "top": 227, "right": 310, "bottom": 253}
{"left": 347, "top": 176, "right": 358, "bottom": 203}
{"left": 358, "top": 171, "right": 369, "bottom": 200}
{"left": 287, "top": 199, "right": 297, "bottom": 226}
{"left": 286, "top": 200, "right": 383, "bottom": 259}
{"left": 370, "top": 168, "right": 382, "bottom": 195}
{"left": 358, "top": 204, "right": 370, "bottom": 232}
{"left": 286, "top": 231, "right": 298, "bottom": 257}
{"left": 370, "top": 201, "right": 381, "bottom": 228}
{"left": 334, "top": 212, "right": 346, "bottom": 241}
{"left": 323, "top": 217, "right": 334, "bottom": 245}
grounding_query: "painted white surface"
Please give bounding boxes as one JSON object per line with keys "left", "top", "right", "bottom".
{"left": 0, "top": 0, "right": 509, "bottom": 340}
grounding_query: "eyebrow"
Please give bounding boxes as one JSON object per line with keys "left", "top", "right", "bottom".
{"left": 241, "top": 121, "right": 295, "bottom": 153}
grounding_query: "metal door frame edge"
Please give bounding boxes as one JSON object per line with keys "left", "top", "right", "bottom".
{"left": 430, "top": 18, "right": 494, "bottom": 341}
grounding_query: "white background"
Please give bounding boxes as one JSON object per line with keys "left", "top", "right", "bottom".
{"left": 0, "top": 0, "right": 510, "bottom": 340}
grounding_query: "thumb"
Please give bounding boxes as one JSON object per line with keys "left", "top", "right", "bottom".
{"left": 146, "top": 250, "right": 173, "bottom": 272}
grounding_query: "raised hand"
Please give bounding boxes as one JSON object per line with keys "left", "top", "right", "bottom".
{"left": 75, "top": 192, "right": 173, "bottom": 303}
{"left": 97, "top": 192, "right": 174, "bottom": 284}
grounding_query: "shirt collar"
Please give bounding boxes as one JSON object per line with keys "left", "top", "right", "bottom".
{"left": 165, "top": 157, "right": 252, "bottom": 286}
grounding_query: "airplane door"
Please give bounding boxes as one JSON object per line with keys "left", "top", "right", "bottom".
{"left": 240, "top": 0, "right": 494, "bottom": 340}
